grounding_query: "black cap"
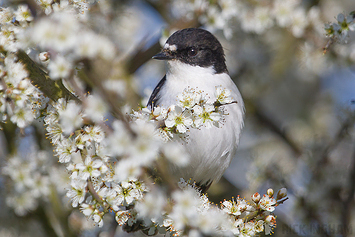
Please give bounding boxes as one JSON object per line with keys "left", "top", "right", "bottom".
{"left": 153, "top": 28, "right": 228, "bottom": 74}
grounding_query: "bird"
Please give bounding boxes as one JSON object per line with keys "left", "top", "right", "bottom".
{"left": 148, "top": 28, "right": 244, "bottom": 192}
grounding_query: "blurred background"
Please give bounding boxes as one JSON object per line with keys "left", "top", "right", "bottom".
{"left": 1, "top": 0, "right": 355, "bottom": 236}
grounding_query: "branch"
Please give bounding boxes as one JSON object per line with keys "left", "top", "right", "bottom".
{"left": 77, "top": 60, "right": 137, "bottom": 137}
{"left": 15, "top": 50, "right": 79, "bottom": 102}
{"left": 127, "top": 40, "right": 161, "bottom": 74}
{"left": 253, "top": 104, "right": 303, "bottom": 157}
{"left": 275, "top": 196, "right": 289, "bottom": 205}
{"left": 313, "top": 115, "right": 355, "bottom": 178}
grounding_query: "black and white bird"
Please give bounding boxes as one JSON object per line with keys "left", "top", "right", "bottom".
{"left": 148, "top": 28, "right": 244, "bottom": 192}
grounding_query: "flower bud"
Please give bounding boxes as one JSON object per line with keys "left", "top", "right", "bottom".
{"left": 39, "top": 52, "right": 50, "bottom": 62}
{"left": 251, "top": 192, "right": 260, "bottom": 203}
{"left": 265, "top": 215, "right": 276, "bottom": 224}
{"left": 267, "top": 188, "right": 274, "bottom": 197}
{"left": 276, "top": 188, "right": 287, "bottom": 200}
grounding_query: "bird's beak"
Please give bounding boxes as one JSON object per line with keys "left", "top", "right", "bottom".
{"left": 152, "top": 51, "right": 174, "bottom": 60}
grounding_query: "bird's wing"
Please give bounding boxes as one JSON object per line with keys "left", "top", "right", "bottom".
{"left": 147, "top": 75, "right": 166, "bottom": 109}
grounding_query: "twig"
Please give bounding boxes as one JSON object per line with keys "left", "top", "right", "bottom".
{"left": 127, "top": 40, "right": 161, "bottom": 74}
{"left": 66, "top": 70, "right": 113, "bottom": 135}
{"left": 242, "top": 210, "right": 262, "bottom": 223}
{"left": 15, "top": 50, "right": 79, "bottom": 102}
{"left": 77, "top": 60, "right": 136, "bottom": 137}
{"left": 323, "top": 37, "right": 334, "bottom": 55}
{"left": 155, "top": 156, "right": 178, "bottom": 195}
{"left": 313, "top": 115, "right": 355, "bottom": 178}
{"left": 87, "top": 178, "right": 105, "bottom": 207}
{"left": 275, "top": 197, "right": 289, "bottom": 205}
{"left": 254, "top": 105, "right": 303, "bottom": 156}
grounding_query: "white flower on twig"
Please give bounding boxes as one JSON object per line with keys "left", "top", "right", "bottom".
{"left": 165, "top": 105, "right": 193, "bottom": 133}
{"left": 193, "top": 104, "right": 221, "bottom": 128}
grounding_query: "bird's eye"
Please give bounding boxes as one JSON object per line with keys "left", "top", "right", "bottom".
{"left": 187, "top": 48, "right": 198, "bottom": 57}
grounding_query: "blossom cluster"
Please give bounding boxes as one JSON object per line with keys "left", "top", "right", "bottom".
{"left": 32, "top": 82, "right": 286, "bottom": 237}
{"left": 0, "top": 5, "right": 49, "bottom": 129}
{"left": 170, "top": 0, "right": 319, "bottom": 39}
{"left": 27, "top": 6, "right": 115, "bottom": 80}
{"left": 41, "top": 86, "right": 229, "bottom": 227}
{"left": 0, "top": 57, "right": 48, "bottom": 128}
{"left": 132, "top": 86, "right": 234, "bottom": 141}
{"left": 166, "top": 0, "right": 355, "bottom": 64}
{"left": 36, "top": 86, "right": 286, "bottom": 236}
{"left": 2, "top": 147, "right": 69, "bottom": 216}
{"left": 114, "top": 179, "right": 287, "bottom": 237}
{"left": 221, "top": 187, "right": 287, "bottom": 236}
{"left": 325, "top": 12, "right": 355, "bottom": 43}
{"left": 44, "top": 97, "right": 150, "bottom": 227}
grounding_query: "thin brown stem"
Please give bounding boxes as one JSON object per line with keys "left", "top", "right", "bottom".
{"left": 87, "top": 178, "right": 104, "bottom": 207}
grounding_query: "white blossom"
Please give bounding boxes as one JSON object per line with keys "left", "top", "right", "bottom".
{"left": 253, "top": 6, "right": 274, "bottom": 34}
{"left": 0, "top": 7, "right": 14, "bottom": 24}
{"left": 129, "top": 120, "right": 160, "bottom": 165}
{"left": 115, "top": 181, "right": 142, "bottom": 206}
{"left": 221, "top": 198, "right": 254, "bottom": 216}
{"left": 84, "top": 125, "right": 105, "bottom": 143}
{"left": 92, "top": 210, "right": 104, "bottom": 227}
{"left": 14, "top": 5, "right": 33, "bottom": 22}
{"left": 152, "top": 106, "right": 167, "bottom": 121}
{"left": 193, "top": 104, "right": 221, "bottom": 128}
{"left": 31, "top": 174, "right": 50, "bottom": 198}
{"left": 84, "top": 94, "right": 108, "bottom": 122}
{"left": 55, "top": 138, "right": 76, "bottom": 163}
{"left": 48, "top": 55, "right": 72, "bottom": 80}
{"left": 177, "top": 88, "right": 202, "bottom": 109}
{"left": 264, "top": 215, "right": 276, "bottom": 235}
{"left": 169, "top": 188, "right": 201, "bottom": 230}
{"left": 75, "top": 32, "right": 100, "bottom": 59}
{"left": 80, "top": 203, "right": 95, "bottom": 217}
{"left": 0, "top": 24, "right": 19, "bottom": 51}
{"left": 259, "top": 194, "right": 277, "bottom": 212}
{"left": 135, "top": 190, "right": 167, "bottom": 224}
{"left": 99, "top": 186, "right": 124, "bottom": 211}
{"left": 291, "top": 8, "right": 309, "bottom": 38}
{"left": 66, "top": 178, "right": 87, "bottom": 207}
{"left": 114, "top": 159, "right": 142, "bottom": 182}
{"left": 76, "top": 155, "right": 105, "bottom": 180}
{"left": 106, "top": 120, "right": 131, "bottom": 156}
{"left": 165, "top": 105, "right": 193, "bottom": 133}
{"left": 272, "top": 0, "right": 300, "bottom": 27}
{"left": 37, "top": 0, "right": 54, "bottom": 15}
{"left": 58, "top": 101, "right": 83, "bottom": 135}
{"left": 6, "top": 192, "right": 38, "bottom": 216}
{"left": 5, "top": 55, "right": 29, "bottom": 87}
{"left": 216, "top": 86, "right": 234, "bottom": 104}
{"left": 239, "top": 222, "right": 256, "bottom": 237}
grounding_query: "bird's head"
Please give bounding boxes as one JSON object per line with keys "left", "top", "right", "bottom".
{"left": 153, "top": 28, "right": 228, "bottom": 74}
